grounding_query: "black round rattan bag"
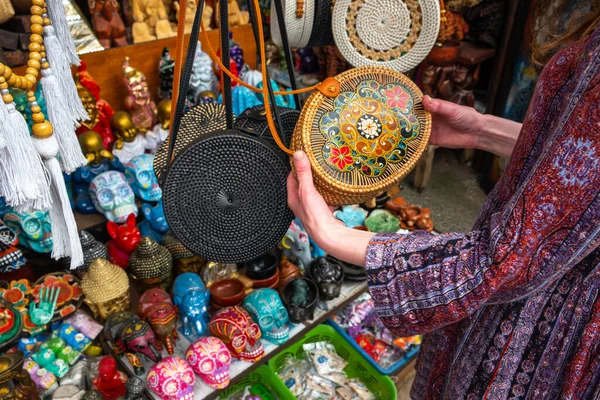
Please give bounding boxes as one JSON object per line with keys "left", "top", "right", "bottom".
{"left": 161, "top": 128, "right": 294, "bottom": 263}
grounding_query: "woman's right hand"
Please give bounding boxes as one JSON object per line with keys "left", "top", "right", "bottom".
{"left": 422, "top": 95, "right": 484, "bottom": 150}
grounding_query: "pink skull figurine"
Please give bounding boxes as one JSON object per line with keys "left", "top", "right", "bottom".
{"left": 147, "top": 356, "right": 195, "bottom": 400}
{"left": 139, "top": 288, "right": 179, "bottom": 354}
{"left": 186, "top": 337, "right": 231, "bottom": 389}
{"left": 209, "top": 306, "right": 264, "bottom": 362}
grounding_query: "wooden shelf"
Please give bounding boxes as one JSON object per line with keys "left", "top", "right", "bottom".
{"left": 13, "top": 24, "right": 256, "bottom": 113}
{"left": 110, "top": 280, "right": 369, "bottom": 399}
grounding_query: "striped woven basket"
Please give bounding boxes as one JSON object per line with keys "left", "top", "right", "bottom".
{"left": 291, "top": 66, "right": 431, "bottom": 205}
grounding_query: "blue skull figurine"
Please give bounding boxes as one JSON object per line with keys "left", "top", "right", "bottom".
{"left": 4, "top": 208, "right": 53, "bottom": 253}
{"left": 333, "top": 205, "right": 368, "bottom": 229}
{"left": 138, "top": 200, "right": 170, "bottom": 243}
{"left": 172, "top": 273, "right": 210, "bottom": 340}
{"left": 242, "top": 288, "right": 290, "bottom": 345}
{"left": 89, "top": 171, "right": 138, "bottom": 223}
{"left": 124, "top": 154, "right": 162, "bottom": 202}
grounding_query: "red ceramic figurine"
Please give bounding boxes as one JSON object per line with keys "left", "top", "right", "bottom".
{"left": 107, "top": 214, "right": 141, "bottom": 269}
{"left": 93, "top": 356, "right": 126, "bottom": 399}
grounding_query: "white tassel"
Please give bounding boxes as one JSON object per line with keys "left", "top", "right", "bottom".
{"left": 41, "top": 67, "right": 88, "bottom": 173}
{"left": 44, "top": 0, "right": 79, "bottom": 66}
{"left": 0, "top": 101, "right": 51, "bottom": 211}
{"left": 32, "top": 135, "right": 83, "bottom": 269}
{"left": 43, "top": 26, "right": 88, "bottom": 126}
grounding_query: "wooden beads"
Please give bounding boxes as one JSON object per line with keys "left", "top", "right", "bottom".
{"left": 32, "top": 121, "right": 53, "bottom": 139}
{"left": 30, "top": 5, "right": 43, "bottom": 15}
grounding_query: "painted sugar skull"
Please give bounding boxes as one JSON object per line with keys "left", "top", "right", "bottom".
{"left": 147, "top": 356, "right": 195, "bottom": 400}
{"left": 90, "top": 171, "right": 138, "bottom": 223}
{"left": 139, "top": 288, "right": 178, "bottom": 354}
{"left": 4, "top": 208, "right": 53, "bottom": 253}
{"left": 242, "top": 288, "right": 290, "bottom": 345}
{"left": 172, "top": 273, "right": 210, "bottom": 340}
{"left": 124, "top": 154, "right": 162, "bottom": 202}
{"left": 209, "top": 306, "right": 264, "bottom": 362}
{"left": 186, "top": 337, "right": 231, "bottom": 389}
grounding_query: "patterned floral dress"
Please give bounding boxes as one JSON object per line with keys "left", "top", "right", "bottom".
{"left": 366, "top": 24, "right": 600, "bottom": 399}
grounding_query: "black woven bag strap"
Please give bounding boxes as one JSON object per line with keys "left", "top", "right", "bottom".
{"left": 271, "top": 0, "right": 301, "bottom": 110}
{"left": 167, "top": 0, "right": 237, "bottom": 164}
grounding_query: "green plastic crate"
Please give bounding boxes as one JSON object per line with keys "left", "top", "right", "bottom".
{"left": 217, "top": 365, "right": 295, "bottom": 400}
{"left": 268, "top": 324, "right": 397, "bottom": 400}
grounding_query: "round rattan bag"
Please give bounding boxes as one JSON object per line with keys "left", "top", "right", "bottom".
{"left": 291, "top": 66, "right": 431, "bottom": 205}
{"left": 332, "top": 0, "right": 440, "bottom": 72}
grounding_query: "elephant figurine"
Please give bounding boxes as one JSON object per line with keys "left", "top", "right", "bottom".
{"left": 137, "top": 200, "right": 170, "bottom": 244}
{"left": 280, "top": 220, "right": 312, "bottom": 270}
{"left": 172, "top": 273, "right": 210, "bottom": 341}
{"left": 139, "top": 288, "right": 178, "bottom": 355}
{"left": 294, "top": 218, "right": 326, "bottom": 259}
{"left": 105, "top": 311, "right": 162, "bottom": 375}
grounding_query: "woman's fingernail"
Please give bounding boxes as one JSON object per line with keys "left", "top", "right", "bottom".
{"left": 293, "top": 151, "right": 304, "bottom": 161}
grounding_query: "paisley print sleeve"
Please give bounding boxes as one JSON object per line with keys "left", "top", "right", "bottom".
{"left": 366, "top": 30, "right": 600, "bottom": 337}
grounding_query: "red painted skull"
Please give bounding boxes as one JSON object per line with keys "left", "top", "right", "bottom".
{"left": 209, "top": 306, "right": 264, "bottom": 362}
{"left": 186, "top": 337, "right": 231, "bottom": 389}
{"left": 147, "top": 356, "right": 195, "bottom": 400}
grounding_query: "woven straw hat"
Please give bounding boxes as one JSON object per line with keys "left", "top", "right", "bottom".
{"left": 332, "top": 0, "right": 440, "bottom": 72}
{"left": 82, "top": 259, "right": 129, "bottom": 303}
{"left": 162, "top": 233, "right": 195, "bottom": 260}
{"left": 291, "top": 66, "right": 431, "bottom": 205}
{"left": 128, "top": 237, "right": 173, "bottom": 279}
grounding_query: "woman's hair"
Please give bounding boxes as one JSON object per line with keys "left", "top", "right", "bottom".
{"left": 532, "top": 3, "right": 600, "bottom": 66}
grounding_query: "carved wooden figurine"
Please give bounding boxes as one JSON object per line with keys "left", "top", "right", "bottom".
{"left": 88, "top": 0, "right": 128, "bottom": 48}
{"left": 132, "top": 0, "right": 176, "bottom": 43}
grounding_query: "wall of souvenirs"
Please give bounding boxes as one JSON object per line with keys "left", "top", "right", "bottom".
{"left": 0, "top": 0, "right": 539, "bottom": 398}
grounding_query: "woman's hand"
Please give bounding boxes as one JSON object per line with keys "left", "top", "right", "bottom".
{"left": 423, "top": 95, "right": 484, "bottom": 149}
{"left": 287, "top": 151, "right": 375, "bottom": 267}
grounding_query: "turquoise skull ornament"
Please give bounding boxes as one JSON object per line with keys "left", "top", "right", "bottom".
{"left": 4, "top": 208, "right": 53, "bottom": 253}
{"left": 89, "top": 171, "right": 138, "bottom": 223}
{"left": 124, "top": 154, "right": 162, "bottom": 202}
{"left": 242, "top": 288, "right": 290, "bottom": 345}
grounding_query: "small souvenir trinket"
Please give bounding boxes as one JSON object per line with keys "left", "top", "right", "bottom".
{"left": 385, "top": 196, "right": 409, "bottom": 214}
{"left": 123, "top": 58, "right": 158, "bottom": 129}
{"left": 0, "top": 239, "right": 26, "bottom": 273}
{"left": 172, "top": 273, "right": 210, "bottom": 340}
{"left": 81, "top": 259, "right": 131, "bottom": 320}
{"left": 201, "top": 262, "right": 239, "bottom": 288}
{"left": 147, "top": 357, "right": 195, "bottom": 400}
{"left": 158, "top": 48, "right": 175, "bottom": 100}
{"left": 281, "top": 278, "right": 319, "bottom": 323}
{"left": 92, "top": 357, "right": 126, "bottom": 400}
{"left": 209, "top": 279, "right": 246, "bottom": 309}
{"left": 24, "top": 359, "right": 57, "bottom": 390}
{"left": 334, "top": 205, "right": 369, "bottom": 228}
{"left": 209, "top": 306, "right": 264, "bottom": 362}
{"left": 307, "top": 257, "right": 344, "bottom": 300}
{"left": 0, "top": 279, "right": 30, "bottom": 311}
{"left": 364, "top": 209, "right": 401, "bottom": 233}
{"left": 147, "top": 99, "right": 171, "bottom": 152}
{"left": 162, "top": 233, "right": 206, "bottom": 276}
{"left": 138, "top": 200, "right": 170, "bottom": 243}
{"left": 190, "top": 45, "right": 217, "bottom": 101}
{"left": 278, "top": 260, "right": 302, "bottom": 292}
{"left": 107, "top": 214, "right": 141, "bottom": 268}
{"left": 63, "top": 231, "right": 108, "bottom": 275}
{"left": 105, "top": 312, "right": 162, "bottom": 375}
{"left": 65, "top": 310, "right": 104, "bottom": 340}
{"left": 31, "top": 273, "right": 84, "bottom": 322}
{"left": 0, "top": 299, "right": 23, "bottom": 353}
{"left": 128, "top": 237, "right": 173, "bottom": 292}
{"left": 4, "top": 208, "right": 53, "bottom": 253}
{"left": 125, "top": 376, "right": 145, "bottom": 400}
{"left": 131, "top": 0, "right": 175, "bottom": 43}
{"left": 88, "top": 0, "right": 128, "bottom": 48}
{"left": 0, "top": 352, "right": 39, "bottom": 399}
{"left": 280, "top": 220, "right": 312, "bottom": 270}
{"left": 243, "top": 288, "right": 291, "bottom": 345}
{"left": 124, "top": 154, "right": 162, "bottom": 202}
{"left": 90, "top": 171, "right": 138, "bottom": 223}
{"left": 110, "top": 111, "right": 149, "bottom": 164}
{"left": 186, "top": 337, "right": 231, "bottom": 389}
{"left": 58, "top": 323, "right": 92, "bottom": 352}
{"left": 139, "top": 288, "right": 178, "bottom": 354}
{"left": 74, "top": 72, "right": 116, "bottom": 149}
{"left": 32, "top": 348, "right": 55, "bottom": 368}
